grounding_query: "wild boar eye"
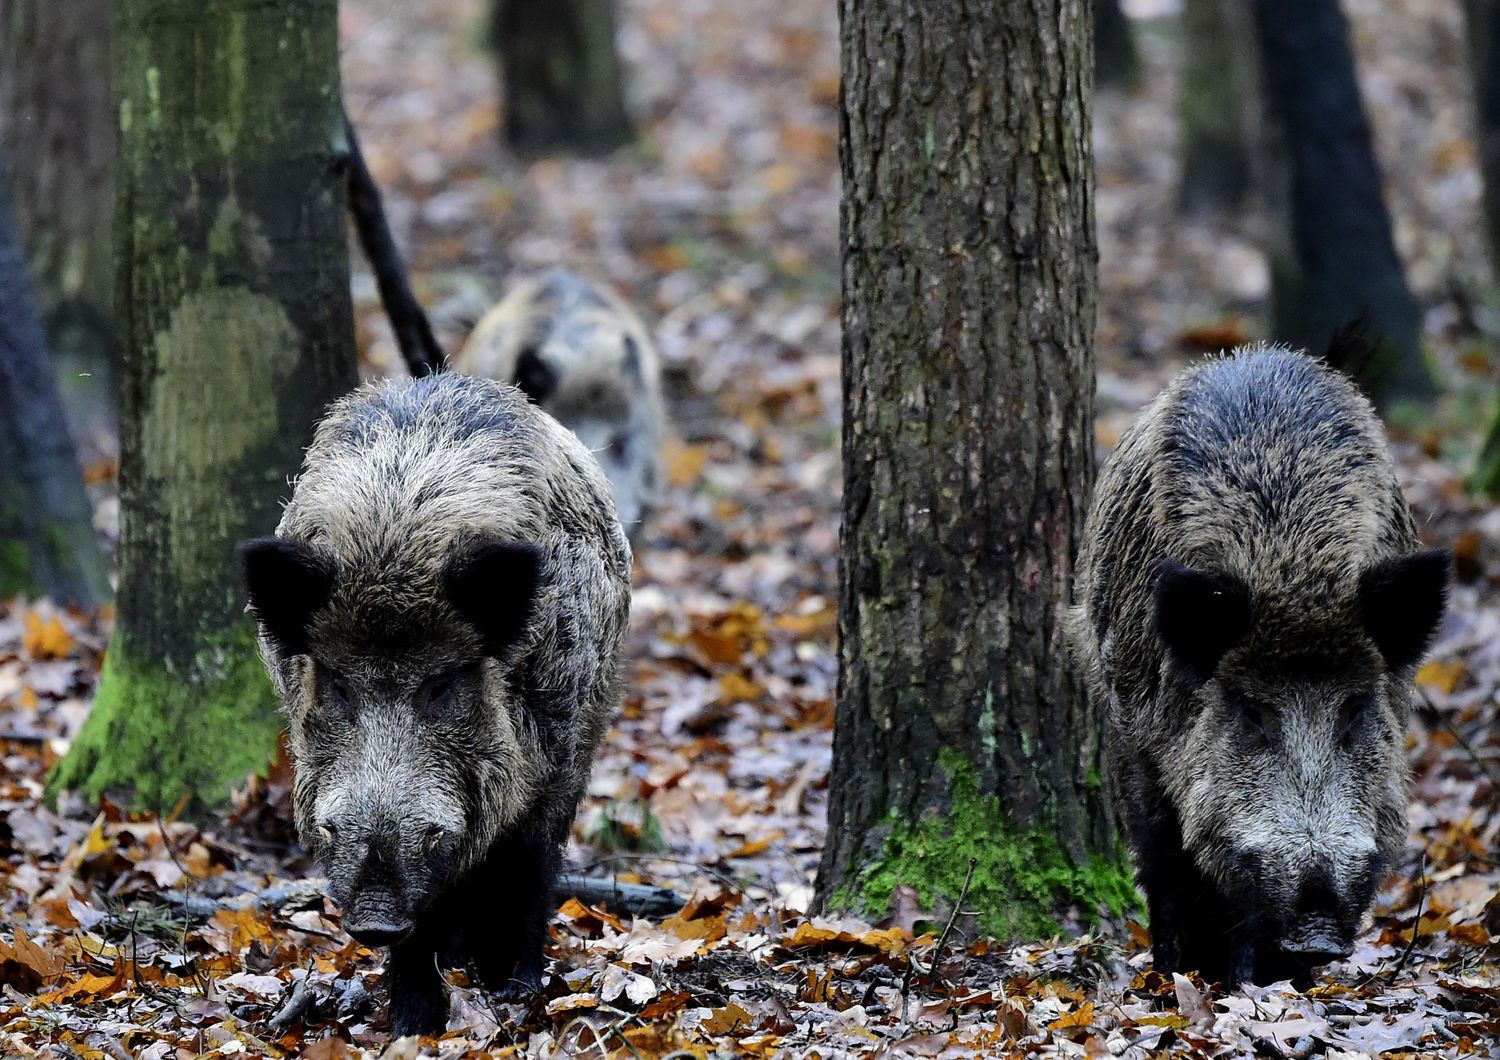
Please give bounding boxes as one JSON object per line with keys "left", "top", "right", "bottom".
{"left": 420, "top": 675, "right": 459, "bottom": 714}
{"left": 321, "top": 674, "right": 356, "bottom": 721}
{"left": 1339, "top": 692, "right": 1375, "bottom": 741}
{"left": 1237, "top": 699, "right": 1271, "bottom": 743}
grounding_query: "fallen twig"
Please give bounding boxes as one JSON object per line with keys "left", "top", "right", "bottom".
{"left": 926, "top": 857, "right": 978, "bottom": 981}
{"left": 267, "top": 978, "right": 314, "bottom": 1037}
{"left": 556, "top": 872, "right": 683, "bottom": 917}
{"left": 158, "top": 871, "right": 683, "bottom": 922}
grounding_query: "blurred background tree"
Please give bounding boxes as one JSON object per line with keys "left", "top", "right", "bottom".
{"left": 1252, "top": 0, "right": 1431, "bottom": 409}
{"left": 1178, "top": 0, "right": 1258, "bottom": 213}
{"left": 1095, "top": 0, "right": 1138, "bottom": 89}
{"left": 1462, "top": 0, "right": 1500, "bottom": 496}
{"left": 0, "top": 0, "right": 117, "bottom": 462}
{"left": 48, "top": 0, "right": 359, "bottom": 814}
{"left": 819, "top": 0, "right": 1131, "bottom": 935}
{"left": 492, "top": 0, "right": 634, "bottom": 154}
{"left": 0, "top": 153, "right": 110, "bottom": 606}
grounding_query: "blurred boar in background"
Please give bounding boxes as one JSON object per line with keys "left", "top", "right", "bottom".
{"left": 241, "top": 373, "right": 631, "bottom": 1035}
{"left": 455, "top": 269, "right": 664, "bottom": 544}
{"left": 1071, "top": 344, "right": 1448, "bottom": 985}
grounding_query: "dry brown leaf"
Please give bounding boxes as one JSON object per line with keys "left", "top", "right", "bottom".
{"left": 22, "top": 612, "right": 73, "bottom": 660}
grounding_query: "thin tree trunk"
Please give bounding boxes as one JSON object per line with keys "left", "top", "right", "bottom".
{"left": 1179, "top": 0, "right": 1258, "bottom": 212}
{"left": 1095, "top": 0, "right": 1138, "bottom": 89}
{"left": 49, "top": 0, "right": 358, "bottom": 814}
{"left": 0, "top": 0, "right": 117, "bottom": 460}
{"left": 818, "top": 0, "right": 1133, "bottom": 937}
{"left": 1463, "top": 0, "right": 1500, "bottom": 497}
{"left": 491, "top": 0, "right": 633, "bottom": 155}
{"left": 0, "top": 156, "right": 110, "bottom": 606}
{"left": 1464, "top": 0, "right": 1500, "bottom": 274}
{"left": 1252, "top": 0, "right": 1431, "bottom": 409}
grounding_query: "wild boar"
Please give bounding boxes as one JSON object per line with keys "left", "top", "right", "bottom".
{"left": 453, "top": 269, "right": 664, "bottom": 544}
{"left": 1070, "top": 344, "right": 1448, "bottom": 986}
{"left": 241, "top": 372, "right": 631, "bottom": 1035}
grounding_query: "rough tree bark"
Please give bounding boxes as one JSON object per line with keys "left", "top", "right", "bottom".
{"left": 1179, "top": 0, "right": 1259, "bottom": 212}
{"left": 0, "top": 0, "right": 117, "bottom": 459}
{"left": 491, "top": 0, "right": 633, "bottom": 155}
{"left": 1252, "top": 0, "right": 1431, "bottom": 409}
{"left": 1095, "top": 0, "right": 1138, "bottom": 89}
{"left": 817, "top": 0, "right": 1133, "bottom": 937}
{"left": 49, "top": 0, "right": 358, "bottom": 814}
{"left": 0, "top": 155, "right": 110, "bottom": 605}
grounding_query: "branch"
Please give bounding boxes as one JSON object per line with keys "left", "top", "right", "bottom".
{"left": 159, "top": 871, "right": 684, "bottom": 921}
{"left": 343, "top": 111, "right": 446, "bottom": 377}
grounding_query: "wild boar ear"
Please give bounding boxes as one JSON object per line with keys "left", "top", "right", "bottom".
{"left": 1358, "top": 549, "right": 1449, "bottom": 670}
{"left": 444, "top": 540, "right": 543, "bottom": 658}
{"left": 513, "top": 347, "right": 556, "bottom": 404}
{"left": 1153, "top": 559, "right": 1252, "bottom": 683}
{"left": 240, "top": 537, "right": 335, "bottom": 656}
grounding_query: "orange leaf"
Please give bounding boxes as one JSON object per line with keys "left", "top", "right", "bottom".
{"left": 1049, "top": 1001, "right": 1096, "bottom": 1030}
{"left": 662, "top": 439, "right": 708, "bottom": 487}
{"left": 725, "top": 832, "right": 781, "bottom": 859}
{"left": 38, "top": 970, "right": 125, "bottom": 1004}
{"left": 661, "top": 913, "right": 727, "bottom": 944}
{"left": 1417, "top": 658, "right": 1466, "bottom": 695}
{"left": 702, "top": 1001, "right": 754, "bottom": 1037}
{"left": 0, "top": 929, "right": 64, "bottom": 991}
{"left": 22, "top": 612, "right": 73, "bottom": 659}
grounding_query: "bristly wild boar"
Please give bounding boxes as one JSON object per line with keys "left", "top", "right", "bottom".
{"left": 240, "top": 373, "right": 631, "bottom": 1036}
{"left": 1070, "top": 344, "right": 1449, "bottom": 986}
{"left": 453, "top": 269, "right": 664, "bottom": 544}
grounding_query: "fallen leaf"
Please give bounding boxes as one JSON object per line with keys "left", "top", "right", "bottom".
{"left": 22, "top": 612, "right": 73, "bottom": 660}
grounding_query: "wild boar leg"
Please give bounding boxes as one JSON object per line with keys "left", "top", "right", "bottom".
{"left": 385, "top": 929, "right": 449, "bottom": 1037}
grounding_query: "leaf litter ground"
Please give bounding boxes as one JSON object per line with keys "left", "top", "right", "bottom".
{"left": 3, "top": 0, "right": 1499, "bottom": 1055}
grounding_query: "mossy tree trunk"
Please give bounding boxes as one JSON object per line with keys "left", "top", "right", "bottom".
{"left": 1179, "top": 0, "right": 1259, "bottom": 213}
{"left": 1252, "top": 0, "right": 1431, "bottom": 409}
{"left": 491, "top": 0, "right": 633, "bottom": 155}
{"left": 49, "top": 0, "right": 358, "bottom": 815}
{"left": 817, "top": 0, "right": 1133, "bottom": 938}
{"left": 0, "top": 0, "right": 117, "bottom": 461}
{"left": 1094, "top": 0, "right": 1138, "bottom": 90}
{"left": 0, "top": 154, "right": 110, "bottom": 606}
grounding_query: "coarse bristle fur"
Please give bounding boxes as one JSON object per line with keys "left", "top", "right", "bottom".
{"left": 244, "top": 372, "right": 631, "bottom": 1035}
{"left": 454, "top": 269, "right": 664, "bottom": 543}
{"left": 1069, "top": 344, "right": 1448, "bottom": 987}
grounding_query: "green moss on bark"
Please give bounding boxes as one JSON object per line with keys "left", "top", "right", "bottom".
{"left": 832, "top": 751, "right": 1139, "bottom": 939}
{"left": 47, "top": 619, "right": 282, "bottom": 815}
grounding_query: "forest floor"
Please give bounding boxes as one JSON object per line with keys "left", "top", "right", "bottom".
{"left": 3, "top": 0, "right": 1499, "bottom": 1056}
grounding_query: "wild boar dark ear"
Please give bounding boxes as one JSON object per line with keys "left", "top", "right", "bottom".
{"left": 513, "top": 347, "right": 556, "bottom": 404}
{"left": 444, "top": 540, "right": 543, "bottom": 658}
{"left": 1153, "top": 559, "right": 1252, "bottom": 683}
{"left": 240, "top": 537, "right": 335, "bottom": 656}
{"left": 1359, "top": 549, "right": 1449, "bottom": 670}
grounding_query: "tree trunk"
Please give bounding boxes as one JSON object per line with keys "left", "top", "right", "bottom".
{"left": 818, "top": 0, "right": 1133, "bottom": 938}
{"left": 1179, "top": 0, "right": 1259, "bottom": 212}
{"left": 0, "top": 156, "right": 110, "bottom": 606}
{"left": 1463, "top": 0, "right": 1500, "bottom": 497}
{"left": 1252, "top": 0, "right": 1431, "bottom": 409}
{"left": 49, "top": 0, "right": 358, "bottom": 814}
{"left": 0, "top": 0, "right": 117, "bottom": 461}
{"left": 1464, "top": 0, "right": 1500, "bottom": 275}
{"left": 1094, "top": 0, "right": 1138, "bottom": 89}
{"left": 491, "top": 0, "right": 633, "bottom": 155}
